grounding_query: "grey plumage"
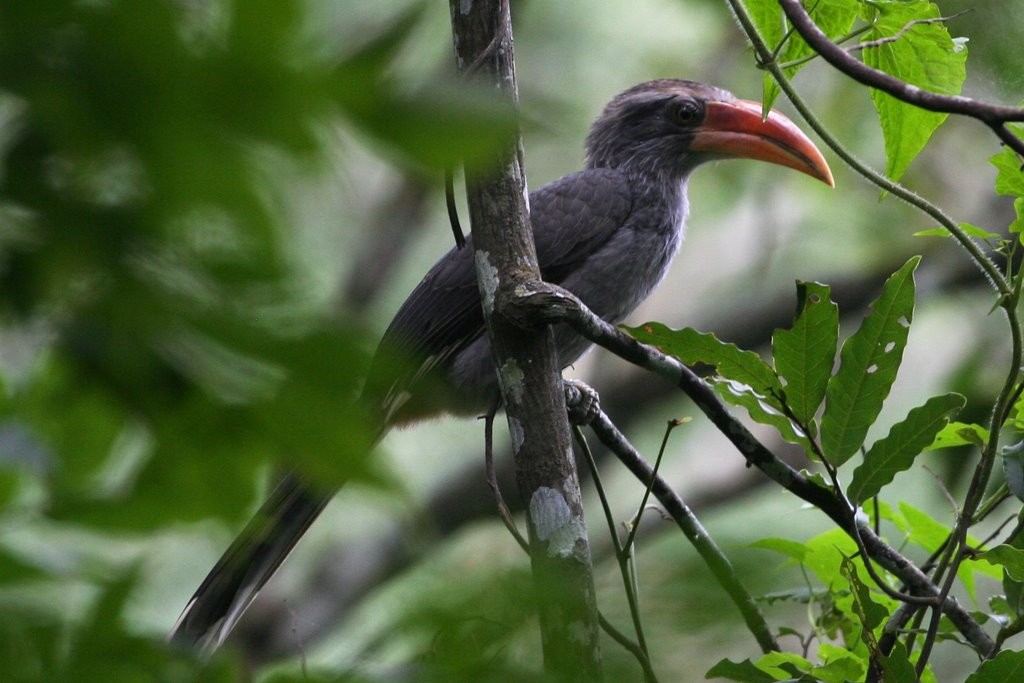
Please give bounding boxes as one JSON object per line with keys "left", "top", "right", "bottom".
{"left": 170, "top": 79, "right": 831, "bottom": 652}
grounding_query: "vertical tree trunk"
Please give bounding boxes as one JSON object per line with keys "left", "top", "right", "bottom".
{"left": 448, "top": 1, "right": 603, "bottom": 680}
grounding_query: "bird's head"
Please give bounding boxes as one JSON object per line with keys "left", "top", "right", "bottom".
{"left": 585, "top": 79, "right": 834, "bottom": 187}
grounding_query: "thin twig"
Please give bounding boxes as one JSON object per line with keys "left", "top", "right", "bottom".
{"left": 483, "top": 402, "right": 529, "bottom": 553}
{"left": 980, "top": 513, "right": 1019, "bottom": 549}
{"left": 460, "top": 0, "right": 512, "bottom": 77}
{"left": 776, "top": 24, "right": 871, "bottom": 70}
{"left": 444, "top": 167, "right": 467, "bottom": 250}
{"left": 623, "top": 419, "right": 685, "bottom": 554}
{"left": 443, "top": 0, "right": 513, "bottom": 251}
{"left": 572, "top": 424, "right": 655, "bottom": 680}
{"left": 848, "top": 12, "right": 970, "bottom": 53}
{"left": 597, "top": 612, "right": 659, "bottom": 683}
{"left": 583, "top": 406, "right": 779, "bottom": 654}
{"left": 917, "top": 602, "right": 944, "bottom": 677}
{"left": 921, "top": 464, "right": 960, "bottom": 514}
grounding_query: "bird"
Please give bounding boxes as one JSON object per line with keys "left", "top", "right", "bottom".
{"left": 170, "top": 79, "right": 834, "bottom": 653}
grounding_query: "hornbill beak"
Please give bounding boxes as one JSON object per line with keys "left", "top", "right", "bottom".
{"left": 691, "top": 99, "right": 834, "bottom": 187}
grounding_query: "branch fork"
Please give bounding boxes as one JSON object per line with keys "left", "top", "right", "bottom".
{"left": 511, "top": 277, "right": 996, "bottom": 655}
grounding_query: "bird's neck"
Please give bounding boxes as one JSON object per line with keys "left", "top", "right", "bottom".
{"left": 621, "top": 165, "right": 692, "bottom": 238}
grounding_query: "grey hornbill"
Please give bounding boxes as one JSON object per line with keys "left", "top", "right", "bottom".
{"left": 171, "top": 79, "right": 834, "bottom": 651}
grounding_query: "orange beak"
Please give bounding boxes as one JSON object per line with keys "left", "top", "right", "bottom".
{"left": 691, "top": 99, "right": 834, "bottom": 187}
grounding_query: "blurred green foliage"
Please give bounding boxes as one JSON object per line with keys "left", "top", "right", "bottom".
{"left": 0, "top": 0, "right": 513, "bottom": 679}
{"left": 0, "top": 0, "right": 1023, "bottom": 681}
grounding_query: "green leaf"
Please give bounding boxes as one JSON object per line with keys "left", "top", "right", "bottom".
{"left": 0, "top": 546, "right": 46, "bottom": 582}
{"left": 51, "top": 570, "right": 244, "bottom": 682}
{"left": 861, "top": 2, "right": 967, "bottom": 181}
{"left": 897, "top": 501, "right": 950, "bottom": 552}
{"left": 821, "top": 257, "right": 920, "bottom": 465}
{"left": 847, "top": 393, "right": 965, "bottom": 503}
{"left": 772, "top": 281, "right": 839, "bottom": 425}
{"left": 964, "top": 649, "right": 1024, "bottom": 682}
{"left": 778, "top": 0, "right": 860, "bottom": 78}
{"left": 962, "top": 222, "right": 1004, "bottom": 240}
{"left": 623, "top": 323, "right": 818, "bottom": 451}
{"left": 1000, "top": 511, "right": 1024, "bottom": 616}
{"left": 803, "top": 528, "right": 859, "bottom": 586}
{"left": 978, "top": 545, "right": 1024, "bottom": 582}
{"left": 745, "top": 0, "right": 784, "bottom": 51}
{"left": 812, "top": 643, "right": 866, "bottom": 683}
{"left": 20, "top": 359, "right": 126, "bottom": 495}
{"left": 706, "top": 658, "right": 778, "bottom": 683}
{"left": 914, "top": 223, "right": 1001, "bottom": 239}
{"left": 1004, "top": 441, "right": 1024, "bottom": 502}
{"left": 840, "top": 555, "right": 887, "bottom": 646}
{"left": 746, "top": 0, "right": 786, "bottom": 109}
{"left": 712, "top": 378, "right": 814, "bottom": 453}
{"left": 1011, "top": 198, "right": 1024, "bottom": 244}
{"left": 750, "top": 537, "right": 810, "bottom": 562}
{"left": 344, "top": 79, "right": 517, "bottom": 171}
{"left": 760, "top": 0, "right": 859, "bottom": 110}
{"left": 881, "top": 642, "right": 918, "bottom": 683}
{"left": 787, "top": 0, "right": 860, "bottom": 59}
{"left": 912, "top": 227, "right": 949, "bottom": 237}
{"left": 991, "top": 594, "right": 1016, "bottom": 618}
{"left": 755, "top": 651, "right": 813, "bottom": 679}
{"left": 925, "top": 421, "right": 989, "bottom": 451}
{"left": 626, "top": 323, "right": 781, "bottom": 395}
{"left": 991, "top": 145, "right": 1024, "bottom": 198}
{"left": 1012, "top": 391, "right": 1024, "bottom": 431}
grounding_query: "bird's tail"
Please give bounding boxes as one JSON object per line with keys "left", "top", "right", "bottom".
{"left": 169, "top": 473, "right": 334, "bottom": 653}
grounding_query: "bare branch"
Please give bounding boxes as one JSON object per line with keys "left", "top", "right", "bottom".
{"left": 597, "top": 612, "right": 660, "bottom": 682}
{"left": 444, "top": 168, "right": 467, "bottom": 249}
{"left": 483, "top": 402, "right": 529, "bottom": 553}
{"left": 574, "top": 399, "right": 779, "bottom": 655}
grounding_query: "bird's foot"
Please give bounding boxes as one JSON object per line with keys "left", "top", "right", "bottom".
{"left": 563, "top": 379, "right": 600, "bottom": 426}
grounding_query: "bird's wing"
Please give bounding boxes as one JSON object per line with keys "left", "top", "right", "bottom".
{"left": 366, "top": 231, "right": 484, "bottom": 420}
{"left": 367, "top": 168, "right": 634, "bottom": 416}
{"left": 531, "top": 168, "right": 634, "bottom": 283}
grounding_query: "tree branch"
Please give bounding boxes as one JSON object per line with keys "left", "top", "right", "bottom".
{"left": 776, "top": 0, "right": 1024, "bottom": 156}
{"left": 447, "top": 1, "right": 603, "bottom": 679}
{"left": 572, "top": 398, "right": 779, "bottom": 655}
{"left": 505, "top": 280, "right": 995, "bottom": 656}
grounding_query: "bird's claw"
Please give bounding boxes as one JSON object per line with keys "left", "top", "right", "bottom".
{"left": 563, "top": 378, "right": 600, "bottom": 425}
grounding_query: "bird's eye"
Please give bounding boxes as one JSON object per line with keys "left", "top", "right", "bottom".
{"left": 669, "top": 99, "right": 703, "bottom": 127}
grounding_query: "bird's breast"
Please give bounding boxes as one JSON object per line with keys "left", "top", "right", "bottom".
{"left": 566, "top": 187, "right": 688, "bottom": 325}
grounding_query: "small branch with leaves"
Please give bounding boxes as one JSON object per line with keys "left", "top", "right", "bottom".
{"left": 723, "top": 1, "right": 1024, "bottom": 674}
{"left": 501, "top": 278, "right": 995, "bottom": 657}
{"left": 775, "top": 0, "right": 1024, "bottom": 155}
